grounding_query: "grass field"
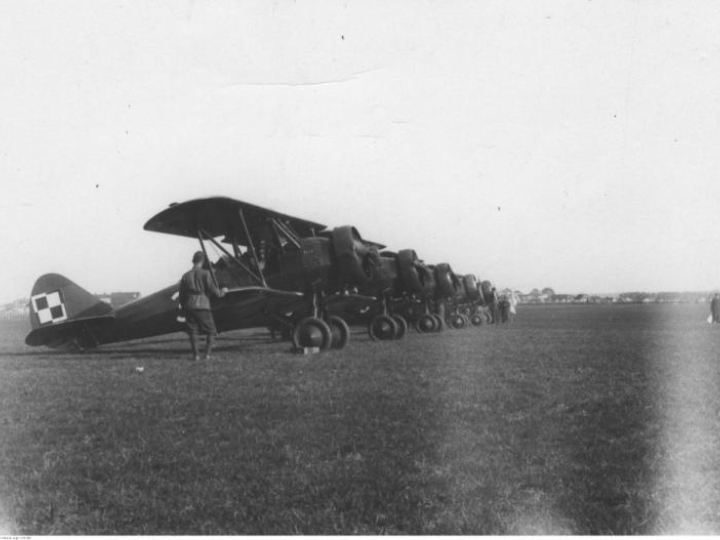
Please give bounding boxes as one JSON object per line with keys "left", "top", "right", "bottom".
{"left": 2, "top": 303, "right": 720, "bottom": 534}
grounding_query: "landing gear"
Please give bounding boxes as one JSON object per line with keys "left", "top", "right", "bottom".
{"left": 290, "top": 289, "right": 352, "bottom": 352}
{"left": 369, "top": 314, "right": 399, "bottom": 340}
{"left": 432, "top": 314, "right": 445, "bottom": 332}
{"left": 366, "top": 293, "right": 408, "bottom": 341}
{"left": 292, "top": 316, "right": 332, "bottom": 351}
{"left": 327, "top": 315, "right": 350, "bottom": 349}
{"left": 449, "top": 313, "right": 467, "bottom": 329}
{"left": 392, "top": 315, "right": 408, "bottom": 340}
{"left": 415, "top": 313, "right": 437, "bottom": 333}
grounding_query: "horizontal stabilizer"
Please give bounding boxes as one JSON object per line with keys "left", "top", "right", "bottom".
{"left": 25, "top": 315, "right": 115, "bottom": 348}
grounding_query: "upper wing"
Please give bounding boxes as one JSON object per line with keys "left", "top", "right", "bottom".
{"left": 143, "top": 197, "right": 326, "bottom": 243}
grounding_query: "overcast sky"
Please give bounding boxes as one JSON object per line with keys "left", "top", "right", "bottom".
{"left": 3, "top": 0, "right": 720, "bottom": 303}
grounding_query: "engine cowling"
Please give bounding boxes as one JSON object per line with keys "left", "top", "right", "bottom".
{"left": 463, "top": 274, "right": 481, "bottom": 302}
{"left": 419, "top": 265, "right": 436, "bottom": 298}
{"left": 332, "top": 225, "right": 380, "bottom": 287}
{"left": 273, "top": 236, "right": 333, "bottom": 291}
{"left": 434, "top": 263, "right": 459, "bottom": 299}
{"left": 397, "top": 249, "right": 423, "bottom": 294}
{"left": 481, "top": 280, "right": 495, "bottom": 304}
{"left": 452, "top": 272, "right": 467, "bottom": 302}
{"left": 357, "top": 255, "right": 397, "bottom": 296}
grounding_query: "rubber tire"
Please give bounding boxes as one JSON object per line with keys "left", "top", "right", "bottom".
{"left": 432, "top": 314, "right": 445, "bottom": 332}
{"left": 449, "top": 313, "right": 465, "bottom": 329}
{"left": 369, "top": 314, "right": 398, "bottom": 341}
{"left": 292, "top": 317, "right": 332, "bottom": 351}
{"left": 415, "top": 313, "right": 437, "bottom": 334}
{"left": 392, "top": 315, "right": 408, "bottom": 340}
{"left": 327, "top": 315, "right": 350, "bottom": 350}
{"left": 470, "top": 314, "right": 483, "bottom": 326}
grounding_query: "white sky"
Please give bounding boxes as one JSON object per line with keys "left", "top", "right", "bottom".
{"left": 3, "top": 0, "right": 720, "bottom": 303}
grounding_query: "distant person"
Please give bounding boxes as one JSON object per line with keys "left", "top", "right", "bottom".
{"left": 509, "top": 291, "right": 518, "bottom": 322}
{"left": 499, "top": 294, "right": 510, "bottom": 323}
{"left": 490, "top": 287, "right": 500, "bottom": 324}
{"left": 712, "top": 293, "right": 720, "bottom": 323}
{"left": 178, "top": 251, "right": 227, "bottom": 361}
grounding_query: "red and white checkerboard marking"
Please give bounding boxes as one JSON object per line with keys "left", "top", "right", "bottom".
{"left": 31, "top": 290, "right": 68, "bottom": 325}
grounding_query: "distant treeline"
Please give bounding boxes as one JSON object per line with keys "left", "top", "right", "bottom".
{"left": 519, "top": 291, "right": 714, "bottom": 304}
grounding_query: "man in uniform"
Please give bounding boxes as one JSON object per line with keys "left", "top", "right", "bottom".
{"left": 499, "top": 293, "right": 510, "bottom": 323}
{"left": 179, "top": 251, "right": 227, "bottom": 360}
{"left": 490, "top": 287, "right": 500, "bottom": 324}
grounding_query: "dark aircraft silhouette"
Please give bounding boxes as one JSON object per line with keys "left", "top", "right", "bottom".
{"left": 26, "top": 197, "right": 388, "bottom": 352}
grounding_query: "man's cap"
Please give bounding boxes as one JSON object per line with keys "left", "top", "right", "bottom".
{"left": 192, "top": 251, "right": 205, "bottom": 264}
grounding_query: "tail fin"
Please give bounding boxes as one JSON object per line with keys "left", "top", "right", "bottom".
{"left": 26, "top": 274, "right": 114, "bottom": 348}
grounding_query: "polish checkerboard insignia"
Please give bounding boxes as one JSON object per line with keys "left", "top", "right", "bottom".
{"left": 31, "top": 290, "right": 68, "bottom": 325}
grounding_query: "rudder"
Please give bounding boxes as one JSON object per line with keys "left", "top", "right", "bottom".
{"left": 28, "top": 273, "right": 112, "bottom": 330}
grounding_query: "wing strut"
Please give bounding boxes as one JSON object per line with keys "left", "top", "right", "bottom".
{"left": 238, "top": 209, "right": 268, "bottom": 287}
{"left": 197, "top": 230, "right": 221, "bottom": 289}
{"left": 271, "top": 219, "right": 302, "bottom": 249}
{"left": 199, "top": 228, "right": 265, "bottom": 287}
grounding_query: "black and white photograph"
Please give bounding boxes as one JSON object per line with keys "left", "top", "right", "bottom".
{"left": 2, "top": 0, "right": 720, "bottom": 535}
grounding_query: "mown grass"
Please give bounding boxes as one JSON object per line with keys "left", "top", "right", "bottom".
{"left": 2, "top": 303, "right": 720, "bottom": 534}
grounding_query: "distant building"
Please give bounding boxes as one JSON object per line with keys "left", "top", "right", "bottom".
{"left": 95, "top": 292, "right": 141, "bottom": 308}
{"left": 0, "top": 298, "right": 29, "bottom": 320}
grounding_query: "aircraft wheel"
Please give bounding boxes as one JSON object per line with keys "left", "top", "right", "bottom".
{"left": 392, "top": 315, "right": 408, "bottom": 340}
{"left": 415, "top": 313, "right": 436, "bottom": 334}
{"left": 470, "top": 314, "right": 483, "bottom": 326}
{"left": 292, "top": 317, "right": 332, "bottom": 351}
{"left": 449, "top": 313, "right": 465, "bottom": 329}
{"left": 369, "top": 314, "right": 398, "bottom": 341}
{"left": 432, "top": 314, "right": 445, "bottom": 332}
{"left": 327, "top": 315, "right": 350, "bottom": 350}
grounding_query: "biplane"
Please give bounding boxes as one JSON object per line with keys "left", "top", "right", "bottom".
{"left": 25, "top": 197, "right": 390, "bottom": 352}
{"left": 333, "top": 248, "right": 468, "bottom": 338}
{"left": 443, "top": 273, "right": 490, "bottom": 329}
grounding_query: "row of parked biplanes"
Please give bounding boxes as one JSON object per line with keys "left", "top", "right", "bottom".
{"left": 26, "top": 197, "right": 499, "bottom": 352}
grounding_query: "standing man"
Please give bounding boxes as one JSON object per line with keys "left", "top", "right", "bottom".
{"left": 490, "top": 287, "right": 500, "bottom": 325}
{"left": 711, "top": 293, "right": 720, "bottom": 323}
{"left": 499, "top": 294, "right": 510, "bottom": 323}
{"left": 179, "top": 251, "right": 227, "bottom": 360}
